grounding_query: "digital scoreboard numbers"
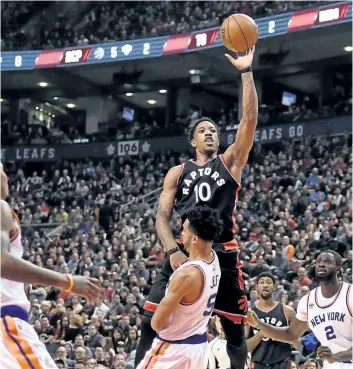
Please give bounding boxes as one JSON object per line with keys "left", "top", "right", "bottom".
{"left": 61, "top": 48, "right": 92, "bottom": 64}
{"left": 188, "top": 30, "right": 219, "bottom": 50}
{"left": 0, "top": 2, "right": 350, "bottom": 71}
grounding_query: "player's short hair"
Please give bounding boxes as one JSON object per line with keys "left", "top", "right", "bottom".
{"left": 187, "top": 117, "right": 220, "bottom": 143}
{"left": 256, "top": 272, "right": 276, "bottom": 285}
{"left": 186, "top": 205, "right": 223, "bottom": 242}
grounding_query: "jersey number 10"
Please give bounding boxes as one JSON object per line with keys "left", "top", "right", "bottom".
{"left": 194, "top": 183, "right": 212, "bottom": 203}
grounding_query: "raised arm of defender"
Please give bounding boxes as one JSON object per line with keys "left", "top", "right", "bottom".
{"left": 1, "top": 199, "right": 100, "bottom": 303}
{"left": 223, "top": 48, "right": 258, "bottom": 183}
{"left": 156, "top": 165, "right": 187, "bottom": 269}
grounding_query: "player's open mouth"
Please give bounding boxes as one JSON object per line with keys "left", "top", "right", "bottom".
{"left": 205, "top": 138, "right": 214, "bottom": 143}
{"left": 317, "top": 269, "right": 327, "bottom": 275}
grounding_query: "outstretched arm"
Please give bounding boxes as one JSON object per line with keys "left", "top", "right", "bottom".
{"left": 285, "top": 305, "right": 303, "bottom": 348}
{"left": 1, "top": 200, "right": 100, "bottom": 303}
{"left": 223, "top": 48, "right": 258, "bottom": 183}
{"left": 248, "top": 310, "right": 307, "bottom": 344}
{"left": 156, "top": 165, "right": 187, "bottom": 269}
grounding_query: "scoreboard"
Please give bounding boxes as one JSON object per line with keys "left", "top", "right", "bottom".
{"left": 0, "top": 2, "right": 351, "bottom": 71}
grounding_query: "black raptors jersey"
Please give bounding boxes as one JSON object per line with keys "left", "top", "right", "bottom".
{"left": 250, "top": 303, "right": 292, "bottom": 365}
{"left": 175, "top": 155, "right": 241, "bottom": 243}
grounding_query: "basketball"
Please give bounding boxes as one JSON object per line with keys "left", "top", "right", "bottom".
{"left": 220, "top": 14, "right": 258, "bottom": 53}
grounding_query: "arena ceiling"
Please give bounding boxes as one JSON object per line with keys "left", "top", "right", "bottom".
{"left": 1, "top": 22, "right": 351, "bottom": 110}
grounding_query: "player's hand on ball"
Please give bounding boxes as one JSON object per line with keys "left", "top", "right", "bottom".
{"left": 225, "top": 46, "right": 255, "bottom": 70}
{"left": 170, "top": 250, "right": 188, "bottom": 271}
{"left": 247, "top": 310, "right": 261, "bottom": 328}
{"left": 317, "top": 346, "right": 335, "bottom": 363}
{"left": 71, "top": 276, "right": 100, "bottom": 304}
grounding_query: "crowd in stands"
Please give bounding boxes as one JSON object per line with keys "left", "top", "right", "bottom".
{"left": 2, "top": 1, "right": 329, "bottom": 50}
{"left": 1, "top": 2, "right": 351, "bottom": 369}
{"left": 3, "top": 130, "right": 352, "bottom": 369}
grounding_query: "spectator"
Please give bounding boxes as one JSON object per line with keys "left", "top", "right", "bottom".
{"left": 54, "top": 315, "right": 70, "bottom": 343}
{"left": 74, "top": 334, "right": 93, "bottom": 358}
{"left": 64, "top": 314, "right": 84, "bottom": 343}
{"left": 296, "top": 267, "right": 312, "bottom": 287}
{"left": 87, "top": 325, "right": 104, "bottom": 349}
{"left": 93, "top": 295, "right": 110, "bottom": 318}
{"left": 38, "top": 315, "right": 55, "bottom": 345}
{"left": 55, "top": 346, "right": 75, "bottom": 369}
{"left": 124, "top": 328, "right": 138, "bottom": 354}
{"left": 94, "top": 346, "right": 106, "bottom": 365}
{"left": 74, "top": 346, "right": 87, "bottom": 363}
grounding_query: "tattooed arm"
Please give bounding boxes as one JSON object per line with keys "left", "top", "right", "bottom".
{"left": 156, "top": 165, "right": 187, "bottom": 270}
{"left": 223, "top": 48, "right": 258, "bottom": 183}
{"left": 1, "top": 200, "right": 100, "bottom": 302}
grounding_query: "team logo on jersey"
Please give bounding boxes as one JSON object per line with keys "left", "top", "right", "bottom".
{"left": 238, "top": 296, "right": 248, "bottom": 312}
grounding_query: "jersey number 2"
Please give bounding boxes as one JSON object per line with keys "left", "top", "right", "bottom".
{"left": 194, "top": 183, "right": 211, "bottom": 203}
{"left": 203, "top": 293, "right": 217, "bottom": 317}
{"left": 325, "top": 326, "right": 337, "bottom": 340}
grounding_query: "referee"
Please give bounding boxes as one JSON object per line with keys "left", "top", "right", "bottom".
{"left": 208, "top": 316, "right": 231, "bottom": 369}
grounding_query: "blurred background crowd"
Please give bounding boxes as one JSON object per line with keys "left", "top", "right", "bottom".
{"left": 3, "top": 132, "right": 352, "bottom": 369}
{"left": 1, "top": 1, "right": 352, "bottom": 369}
{"left": 2, "top": 1, "right": 328, "bottom": 51}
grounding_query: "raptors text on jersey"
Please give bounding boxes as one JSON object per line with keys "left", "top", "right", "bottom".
{"left": 175, "top": 155, "right": 241, "bottom": 243}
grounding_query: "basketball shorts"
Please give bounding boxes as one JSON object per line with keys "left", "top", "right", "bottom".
{"left": 136, "top": 333, "right": 208, "bottom": 369}
{"left": 144, "top": 240, "right": 248, "bottom": 324}
{"left": 0, "top": 313, "right": 57, "bottom": 369}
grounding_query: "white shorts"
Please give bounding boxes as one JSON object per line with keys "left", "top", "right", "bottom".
{"left": 0, "top": 316, "right": 57, "bottom": 369}
{"left": 137, "top": 337, "right": 208, "bottom": 369}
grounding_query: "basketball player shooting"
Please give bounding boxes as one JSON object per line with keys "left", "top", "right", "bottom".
{"left": 0, "top": 163, "right": 100, "bottom": 369}
{"left": 135, "top": 48, "right": 258, "bottom": 369}
{"left": 247, "top": 251, "right": 352, "bottom": 369}
{"left": 246, "top": 272, "right": 301, "bottom": 369}
{"left": 137, "top": 206, "right": 223, "bottom": 369}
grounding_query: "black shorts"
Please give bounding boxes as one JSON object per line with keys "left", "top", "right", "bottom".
{"left": 252, "top": 360, "right": 291, "bottom": 369}
{"left": 144, "top": 240, "right": 248, "bottom": 324}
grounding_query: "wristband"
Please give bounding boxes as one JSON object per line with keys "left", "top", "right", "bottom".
{"left": 168, "top": 246, "right": 180, "bottom": 256}
{"left": 64, "top": 275, "right": 74, "bottom": 293}
{"left": 240, "top": 66, "right": 253, "bottom": 74}
{"left": 255, "top": 322, "right": 262, "bottom": 330}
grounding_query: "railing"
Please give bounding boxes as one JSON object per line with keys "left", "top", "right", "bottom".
{"left": 20, "top": 222, "right": 66, "bottom": 238}
{"left": 119, "top": 187, "right": 162, "bottom": 220}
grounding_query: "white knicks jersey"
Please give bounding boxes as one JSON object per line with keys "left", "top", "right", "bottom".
{"left": 159, "top": 250, "right": 221, "bottom": 341}
{"left": 0, "top": 211, "right": 30, "bottom": 312}
{"left": 296, "top": 282, "right": 352, "bottom": 369}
